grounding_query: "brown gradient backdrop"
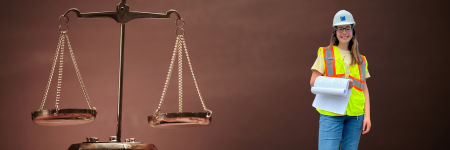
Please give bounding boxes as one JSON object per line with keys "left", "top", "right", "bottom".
{"left": 1, "top": 0, "right": 449, "bottom": 149}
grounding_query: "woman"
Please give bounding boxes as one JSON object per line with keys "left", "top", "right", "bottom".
{"left": 310, "top": 10, "right": 371, "bottom": 150}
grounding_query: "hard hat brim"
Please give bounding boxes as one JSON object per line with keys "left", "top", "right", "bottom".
{"left": 333, "top": 22, "right": 355, "bottom": 27}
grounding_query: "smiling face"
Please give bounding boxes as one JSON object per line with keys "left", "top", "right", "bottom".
{"left": 335, "top": 25, "right": 353, "bottom": 44}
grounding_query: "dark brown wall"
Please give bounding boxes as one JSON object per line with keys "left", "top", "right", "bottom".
{"left": 1, "top": 0, "right": 449, "bottom": 149}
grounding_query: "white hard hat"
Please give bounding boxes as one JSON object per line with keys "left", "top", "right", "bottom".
{"left": 333, "top": 10, "right": 355, "bottom": 27}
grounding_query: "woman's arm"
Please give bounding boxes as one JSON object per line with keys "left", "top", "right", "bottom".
{"left": 362, "top": 82, "right": 371, "bottom": 134}
{"left": 310, "top": 70, "right": 323, "bottom": 87}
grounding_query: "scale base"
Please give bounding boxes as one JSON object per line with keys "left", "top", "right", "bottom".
{"left": 68, "top": 142, "right": 157, "bottom": 150}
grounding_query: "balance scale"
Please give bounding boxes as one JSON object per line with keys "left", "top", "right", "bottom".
{"left": 30, "top": 0, "right": 213, "bottom": 149}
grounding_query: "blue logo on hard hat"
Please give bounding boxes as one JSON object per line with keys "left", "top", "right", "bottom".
{"left": 340, "top": 16, "right": 346, "bottom": 21}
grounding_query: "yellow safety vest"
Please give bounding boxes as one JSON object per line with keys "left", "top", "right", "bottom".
{"left": 316, "top": 46, "right": 368, "bottom": 116}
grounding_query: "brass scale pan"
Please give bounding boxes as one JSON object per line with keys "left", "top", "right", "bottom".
{"left": 32, "top": 109, "right": 97, "bottom": 126}
{"left": 148, "top": 112, "right": 212, "bottom": 128}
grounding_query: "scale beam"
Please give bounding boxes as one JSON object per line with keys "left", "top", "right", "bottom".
{"left": 62, "top": 1, "right": 181, "bottom": 24}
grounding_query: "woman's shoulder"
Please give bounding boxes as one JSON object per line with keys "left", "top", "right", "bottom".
{"left": 317, "top": 46, "right": 334, "bottom": 54}
{"left": 317, "top": 46, "right": 330, "bottom": 51}
{"left": 317, "top": 47, "right": 326, "bottom": 56}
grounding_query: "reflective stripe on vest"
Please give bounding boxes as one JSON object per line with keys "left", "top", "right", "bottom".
{"left": 322, "top": 47, "right": 344, "bottom": 78}
{"left": 349, "top": 56, "right": 367, "bottom": 91}
{"left": 360, "top": 56, "right": 367, "bottom": 83}
{"left": 323, "top": 47, "right": 335, "bottom": 76}
{"left": 349, "top": 78, "right": 365, "bottom": 91}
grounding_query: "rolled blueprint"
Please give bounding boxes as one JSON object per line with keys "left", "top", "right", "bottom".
{"left": 311, "top": 76, "right": 350, "bottom": 96}
{"left": 311, "top": 76, "right": 352, "bottom": 114}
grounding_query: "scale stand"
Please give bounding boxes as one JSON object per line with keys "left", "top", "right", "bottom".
{"left": 59, "top": 0, "right": 180, "bottom": 149}
{"left": 32, "top": 0, "right": 212, "bottom": 148}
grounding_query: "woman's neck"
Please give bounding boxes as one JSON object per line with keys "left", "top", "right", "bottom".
{"left": 337, "top": 43, "right": 350, "bottom": 51}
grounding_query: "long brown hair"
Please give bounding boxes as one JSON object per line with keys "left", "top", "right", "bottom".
{"left": 328, "top": 25, "right": 363, "bottom": 65}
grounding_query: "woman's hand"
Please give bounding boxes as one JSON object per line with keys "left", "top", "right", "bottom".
{"left": 362, "top": 117, "right": 371, "bottom": 134}
{"left": 348, "top": 79, "right": 353, "bottom": 89}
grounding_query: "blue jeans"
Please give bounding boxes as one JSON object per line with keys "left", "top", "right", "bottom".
{"left": 319, "top": 114, "right": 364, "bottom": 150}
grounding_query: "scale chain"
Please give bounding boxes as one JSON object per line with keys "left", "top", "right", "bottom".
{"left": 180, "top": 35, "right": 210, "bottom": 114}
{"left": 55, "top": 32, "right": 66, "bottom": 111}
{"left": 155, "top": 30, "right": 211, "bottom": 116}
{"left": 39, "top": 30, "right": 95, "bottom": 111}
{"left": 156, "top": 37, "right": 179, "bottom": 113}
{"left": 39, "top": 33, "right": 64, "bottom": 111}
{"left": 177, "top": 35, "right": 183, "bottom": 112}
{"left": 65, "top": 33, "right": 95, "bottom": 110}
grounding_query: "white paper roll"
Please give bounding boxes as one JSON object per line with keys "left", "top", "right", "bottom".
{"left": 311, "top": 87, "right": 346, "bottom": 96}
{"left": 312, "top": 76, "right": 350, "bottom": 96}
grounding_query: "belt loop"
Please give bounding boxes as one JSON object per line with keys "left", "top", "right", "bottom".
{"left": 357, "top": 116, "right": 358, "bottom": 120}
